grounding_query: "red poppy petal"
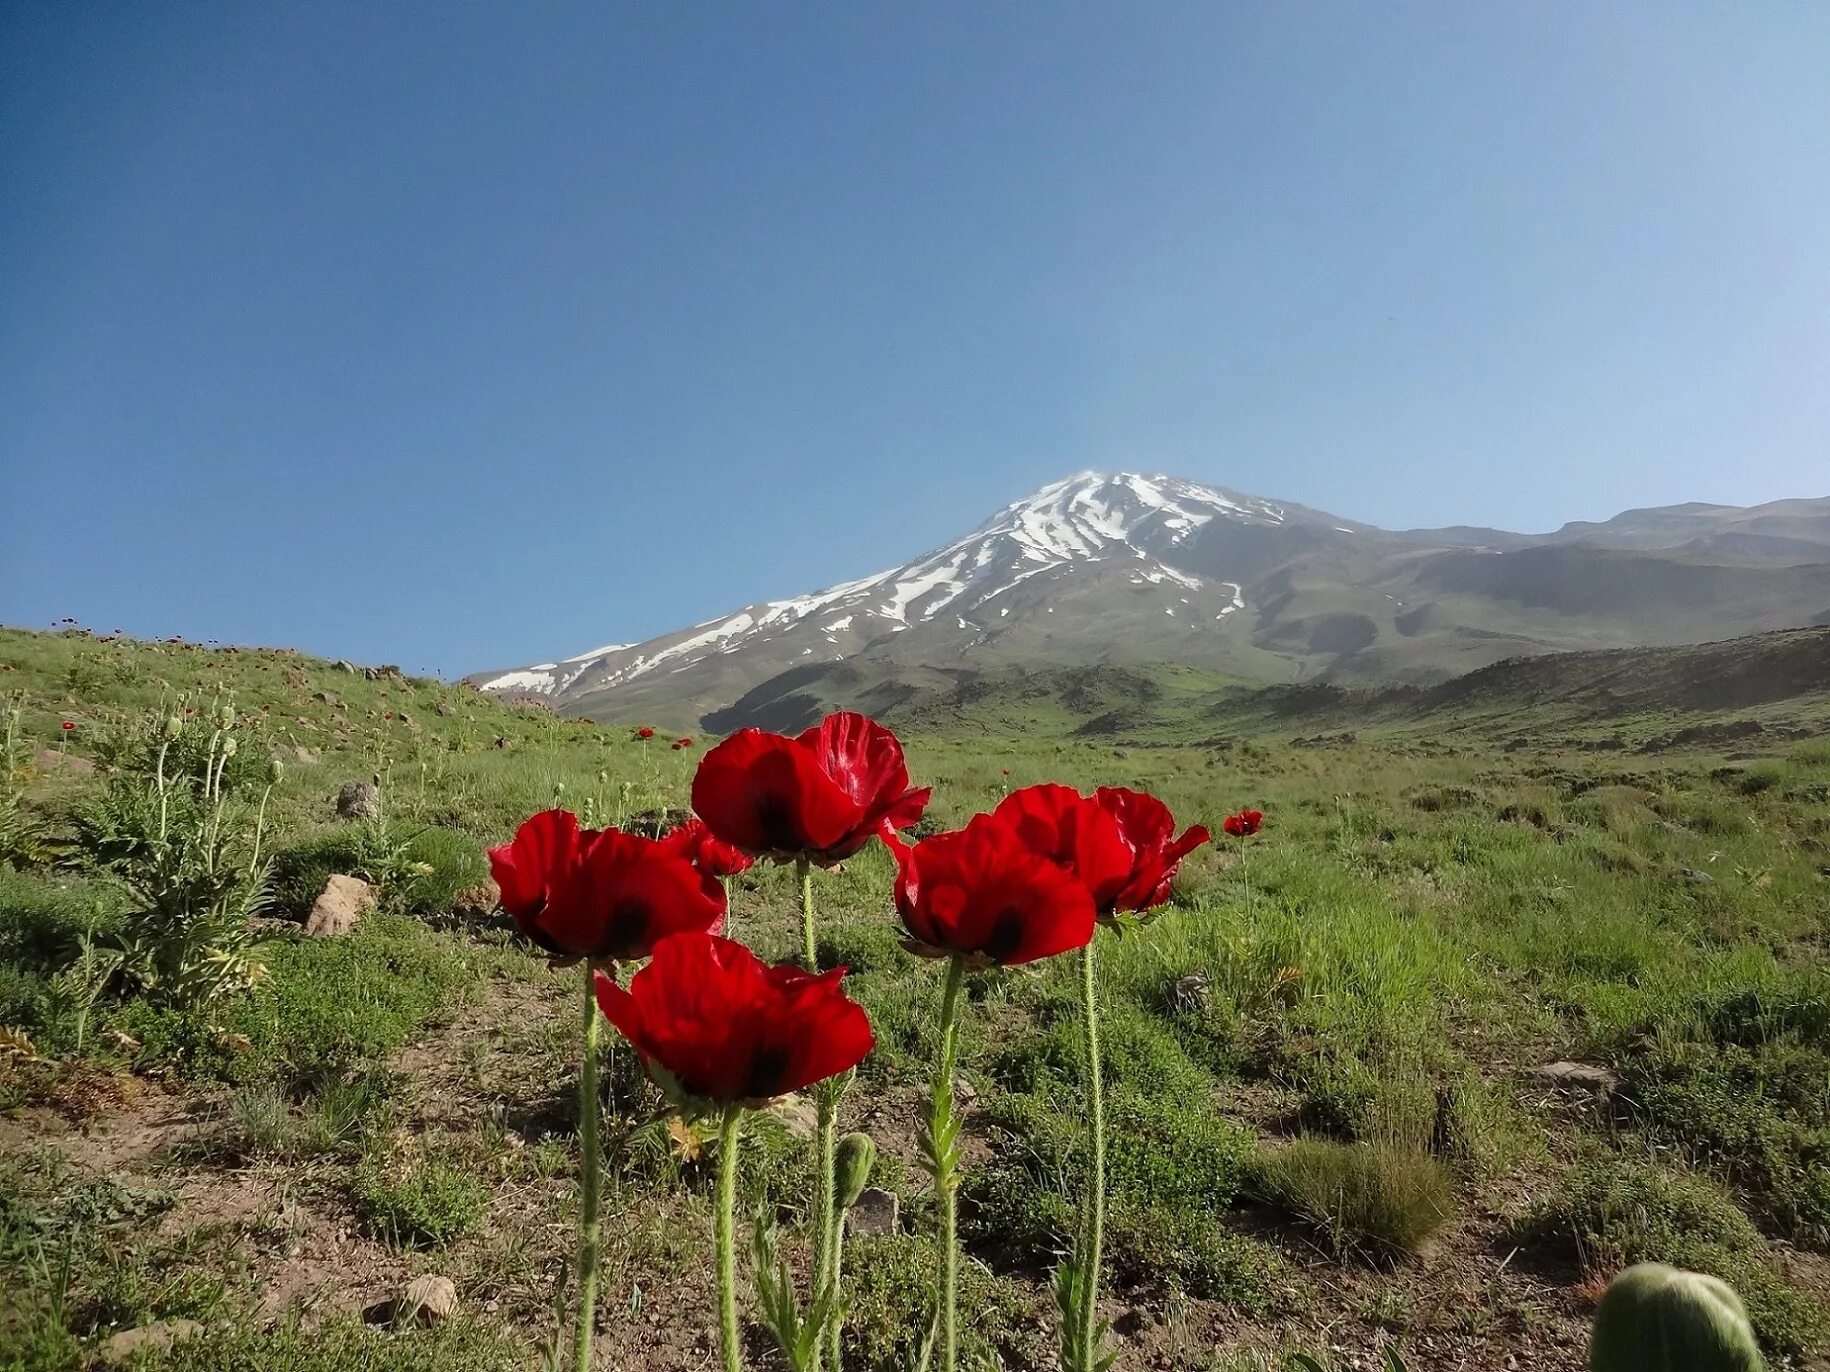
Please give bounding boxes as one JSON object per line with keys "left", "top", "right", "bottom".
{"left": 487, "top": 809, "right": 580, "bottom": 921}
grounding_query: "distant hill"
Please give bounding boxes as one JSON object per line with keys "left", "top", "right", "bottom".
{"left": 869, "top": 628, "right": 1830, "bottom": 752}
{"left": 469, "top": 472, "right": 1830, "bottom": 726}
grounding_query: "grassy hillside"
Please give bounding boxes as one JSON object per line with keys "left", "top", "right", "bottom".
{"left": 2, "top": 625, "right": 1828, "bottom": 1370}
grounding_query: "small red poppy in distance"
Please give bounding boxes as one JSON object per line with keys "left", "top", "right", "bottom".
{"left": 487, "top": 810, "right": 726, "bottom": 963}
{"left": 596, "top": 932, "right": 873, "bottom": 1105}
{"left": 692, "top": 712, "right": 930, "bottom": 865}
{"left": 659, "top": 817, "right": 755, "bottom": 878}
{"left": 636, "top": 727, "right": 656, "bottom": 740}
{"left": 60, "top": 720, "right": 75, "bottom": 732}
{"left": 888, "top": 813, "right": 1096, "bottom": 967}
{"left": 1222, "top": 809, "right": 1264, "bottom": 838}
{"left": 677, "top": 736, "right": 693, "bottom": 747}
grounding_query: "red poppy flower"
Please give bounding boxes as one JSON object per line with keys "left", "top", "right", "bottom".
{"left": 636, "top": 727, "right": 656, "bottom": 740}
{"left": 596, "top": 932, "right": 873, "bottom": 1105}
{"left": 487, "top": 810, "right": 726, "bottom": 962}
{"left": 691, "top": 712, "right": 930, "bottom": 865}
{"left": 888, "top": 813, "right": 1096, "bottom": 967}
{"left": 994, "top": 784, "right": 1209, "bottom": 917}
{"left": 1221, "top": 809, "right": 1264, "bottom": 838}
{"left": 992, "top": 784, "right": 1134, "bottom": 909}
{"left": 659, "top": 817, "right": 755, "bottom": 877}
{"left": 60, "top": 720, "right": 75, "bottom": 732}
{"left": 677, "top": 736, "right": 693, "bottom": 748}
{"left": 1093, "top": 786, "right": 1212, "bottom": 912}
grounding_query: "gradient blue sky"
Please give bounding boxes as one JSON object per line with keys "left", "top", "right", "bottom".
{"left": 4, "top": 3, "right": 1827, "bottom": 673}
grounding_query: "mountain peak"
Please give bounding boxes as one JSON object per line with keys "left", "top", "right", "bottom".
{"left": 470, "top": 479, "right": 1830, "bottom": 726}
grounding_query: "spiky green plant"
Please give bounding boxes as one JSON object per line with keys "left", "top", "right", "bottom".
{"left": 69, "top": 705, "right": 271, "bottom": 1008}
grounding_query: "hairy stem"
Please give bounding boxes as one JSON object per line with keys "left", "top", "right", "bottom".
{"left": 1075, "top": 937, "right": 1107, "bottom": 1370}
{"left": 717, "top": 1106, "right": 745, "bottom": 1372}
{"left": 930, "top": 956, "right": 967, "bottom": 1372}
{"left": 800, "top": 855, "right": 835, "bottom": 1372}
{"left": 572, "top": 963, "right": 604, "bottom": 1372}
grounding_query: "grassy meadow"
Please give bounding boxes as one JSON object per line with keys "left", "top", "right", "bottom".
{"left": 2, "top": 624, "right": 1827, "bottom": 1370}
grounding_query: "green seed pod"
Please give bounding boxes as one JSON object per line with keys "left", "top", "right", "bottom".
{"left": 268, "top": 759, "right": 285, "bottom": 784}
{"left": 220, "top": 736, "right": 238, "bottom": 757}
{"left": 164, "top": 715, "right": 184, "bottom": 740}
{"left": 1589, "top": 1263, "right": 1764, "bottom": 1372}
{"left": 835, "top": 1131, "right": 878, "bottom": 1210}
{"left": 219, "top": 703, "right": 236, "bottom": 730}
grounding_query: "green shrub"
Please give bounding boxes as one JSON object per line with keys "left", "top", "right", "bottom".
{"left": 842, "top": 1232, "right": 1047, "bottom": 1372}
{"left": 355, "top": 1156, "right": 488, "bottom": 1248}
{"left": 1251, "top": 1139, "right": 1454, "bottom": 1256}
{"left": 107, "top": 914, "right": 473, "bottom": 1085}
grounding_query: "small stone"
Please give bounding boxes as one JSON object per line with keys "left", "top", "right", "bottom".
{"left": 289, "top": 745, "right": 319, "bottom": 765}
{"left": 1679, "top": 867, "right": 1715, "bottom": 884}
{"left": 336, "top": 779, "right": 381, "bottom": 819}
{"left": 100, "top": 1320, "right": 206, "bottom": 1364}
{"left": 304, "top": 874, "right": 376, "bottom": 937}
{"left": 395, "top": 1274, "right": 457, "bottom": 1326}
{"left": 1530, "top": 1061, "right": 1621, "bottom": 1096}
{"left": 435, "top": 702, "right": 455, "bottom": 717}
{"left": 846, "top": 1187, "right": 899, "bottom": 1237}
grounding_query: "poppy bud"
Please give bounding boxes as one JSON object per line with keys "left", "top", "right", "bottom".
{"left": 268, "top": 759, "right": 284, "bottom": 784}
{"left": 165, "top": 715, "right": 184, "bottom": 740}
{"left": 219, "top": 704, "right": 236, "bottom": 730}
{"left": 1589, "top": 1263, "right": 1761, "bottom": 1372}
{"left": 221, "top": 736, "right": 238, "bottom": 757}
{"left": 835, "top": 1131, "right": 877, "bottom": 1209}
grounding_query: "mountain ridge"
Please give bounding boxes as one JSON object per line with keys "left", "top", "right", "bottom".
{"left": 470, "top": 472, "right": 1830, "bottom": 726}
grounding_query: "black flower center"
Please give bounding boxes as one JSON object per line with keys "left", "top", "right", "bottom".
{"left": 742, "top": 1044, "right": 790, "bottom": 1101}
{"left": 983, "top": 907, "right": 1026, "bottom": 964}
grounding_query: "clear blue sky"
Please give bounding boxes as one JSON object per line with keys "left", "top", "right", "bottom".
{"left": 4, "top": 3, "right": 1827, "bottom": 673}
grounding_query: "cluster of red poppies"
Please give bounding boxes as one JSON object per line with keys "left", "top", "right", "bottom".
{"left": 487, "top": 710, "right": 1263, "bottom": 1371}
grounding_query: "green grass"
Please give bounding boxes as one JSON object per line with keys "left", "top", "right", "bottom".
{"left": 3, "top": 624, "right": 1829, "bottom": 1368}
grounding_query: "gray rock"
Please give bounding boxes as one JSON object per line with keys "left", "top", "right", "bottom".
{"left": 1530, "top": 1061, "right": 1620, "bottom": 1095}
{"left": 846, "top": 1187, "right": 899, "bottom": 1237}
{"left": 305, "top": 874, "right": 376, "bottom": 937}
{"left": 336, "top": 779, "right": 381, "bottom": 819}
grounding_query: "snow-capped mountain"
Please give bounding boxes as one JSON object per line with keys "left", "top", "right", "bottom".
{"left": 469, "top": 473, "right": 1830, "bottom": 727}
{"left": 473, "top": 473, "right": 1305, "bottom": 707}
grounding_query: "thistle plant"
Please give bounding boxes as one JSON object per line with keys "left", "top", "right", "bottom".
{"left": 70, "top": 703, "right": 271, "bottom": 1008}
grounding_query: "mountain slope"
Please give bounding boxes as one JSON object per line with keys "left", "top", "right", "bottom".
{"left": 471, "top": 473, "right": 1830, "bottom": 726}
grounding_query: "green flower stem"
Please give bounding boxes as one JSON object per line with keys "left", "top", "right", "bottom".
{"left": 572, "top": 962, "right": 604, "bottom": 1372}
{"left": 930, "top": 955, "right": 967, "bottom": 1372}
{"left": 798, "top": 855, "right": 817, "bottom": 968}
{"left": 1075, "top": 936, "right": 1107, "bottom": 1371}
{"left": 717, "top": 1106, "right": 745, "bottom": 1372}
{"left": 799, "top": 855, "right": 838, "bottom": 1372}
